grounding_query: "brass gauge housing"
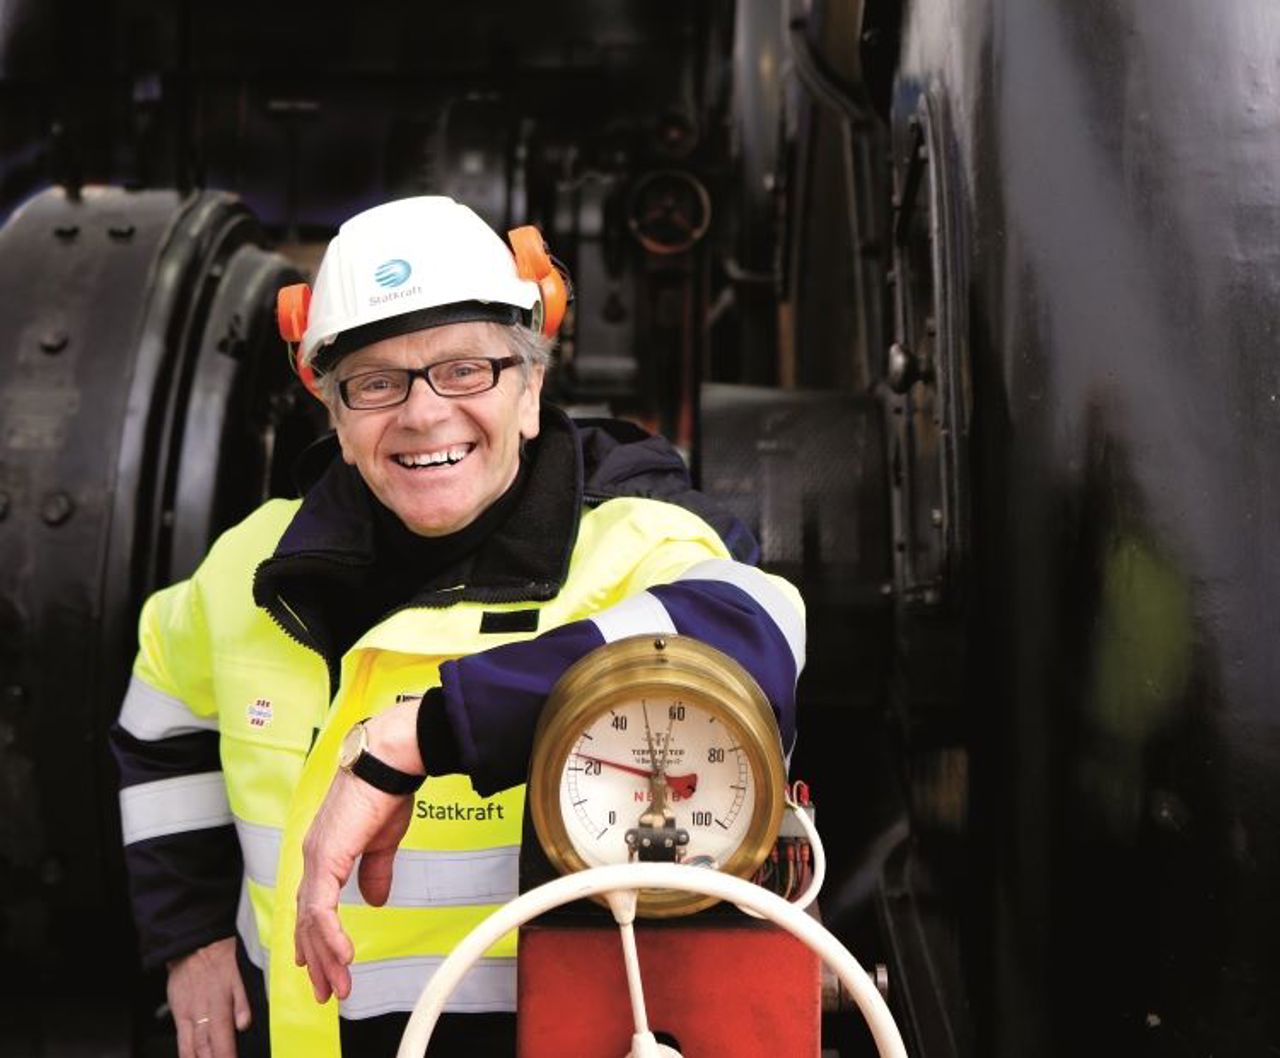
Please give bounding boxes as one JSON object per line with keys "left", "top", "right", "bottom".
{"left": 529, "top": 634, "right": 787, "bottom": 917}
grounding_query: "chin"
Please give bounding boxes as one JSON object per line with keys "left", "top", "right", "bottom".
{"left": 401, "top": 507, "right": 472, "bottom": 537}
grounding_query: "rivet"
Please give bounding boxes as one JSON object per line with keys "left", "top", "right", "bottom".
{"left": 40, "top": 491, "right": 74, "bottom": 526}
{"left": 930, "top": 508, "right": 943, "bottom": 527}
{"left": 108, "top": 223, "right": 136, "bottom": 241}
{"left": 39, "top": 330, "right": 69, "bottom": 354}
{"left": 653, "top": 637, "right": 666, "bottom": 651}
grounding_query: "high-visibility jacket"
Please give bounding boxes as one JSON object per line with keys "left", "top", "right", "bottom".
{"left": 111, "top": 407, "right": 804, "bottom": 1057}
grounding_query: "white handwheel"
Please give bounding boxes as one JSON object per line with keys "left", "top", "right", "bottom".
{"left": 394, "top": 863, "right": 908, "bottom": 1058}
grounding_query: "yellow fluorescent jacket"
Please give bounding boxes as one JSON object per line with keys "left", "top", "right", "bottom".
{"left": 127, "top": 492, "right": 804, "bottom": 1058}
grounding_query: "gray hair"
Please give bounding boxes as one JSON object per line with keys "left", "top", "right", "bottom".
{"left": 313, "top": 321, "right": 553, "bottom": 409}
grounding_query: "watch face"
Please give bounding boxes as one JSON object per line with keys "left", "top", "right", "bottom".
{"left": 338, "top": 723, "right": 366, "bottom": 770}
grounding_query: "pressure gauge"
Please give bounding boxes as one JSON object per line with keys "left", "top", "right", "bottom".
{"left": 529, "top": 634, "right": 787, "bottom": 917}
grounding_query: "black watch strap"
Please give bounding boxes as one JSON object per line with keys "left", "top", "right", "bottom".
{"left": 351, "top": 749, "right": 425, "bottom": 796}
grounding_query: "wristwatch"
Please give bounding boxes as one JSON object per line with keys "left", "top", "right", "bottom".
{"left": 337, "top": 719, "right": 426, "bottom": 796}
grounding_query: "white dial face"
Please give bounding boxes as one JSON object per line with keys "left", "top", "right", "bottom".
{"left": 558, "top": 694, "right": 755, "bottom": 869}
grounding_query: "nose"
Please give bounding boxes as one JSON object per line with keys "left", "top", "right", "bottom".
{"left": 395, "top": 374, "right": 453, "bottom": 429}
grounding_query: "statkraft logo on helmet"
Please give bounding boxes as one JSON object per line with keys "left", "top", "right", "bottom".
{"left": 374, "top": 258, "right": 412, "bottom": 288}
{"left": 368, "top": 284, "right": 421, "bottom": 307}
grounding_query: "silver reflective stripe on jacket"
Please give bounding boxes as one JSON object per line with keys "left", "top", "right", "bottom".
{"left": 235, "top": 818, "right": 281, "bottom": 888}
{"left": 120, "top": 772, "right": 232, "bottom": 844}
{"left": 117, "top": 675, "right": 219, "bottom": 740}
{"left": 675, "top": 558, "right": 807, "bottom": 670}
{"left": 340, "top": 955, "right": 517, "bottom": 1018}
{"left": 589, "top": 590, "right": 677, "bottom": 642}
{"left": 234, "top": 817, "right": 518, "bottom": 908}
{"left": 236, "top": 880, "right": 268, "bottom": 973}
{"left": 339, "top": 845, "right": 519, "bottom": 908}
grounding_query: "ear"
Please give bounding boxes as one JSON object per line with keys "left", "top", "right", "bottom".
{"left": 518, "top": 364, "right": 545, "bottom": 441}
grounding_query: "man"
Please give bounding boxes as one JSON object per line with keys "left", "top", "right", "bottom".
{"left": 111, "top": 196, "right": 804, "bottom": 1057}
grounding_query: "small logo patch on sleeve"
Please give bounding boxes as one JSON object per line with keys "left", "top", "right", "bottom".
{"left": 246, "top": 698, "right": 273, "bottom": 727}
{"left": 479, "top": 609, "right": 540, "bottom": 634}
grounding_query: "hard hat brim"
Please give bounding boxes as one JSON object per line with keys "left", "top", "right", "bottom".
{"left": 312, "top": 300, "right": 526, "bottom": 376}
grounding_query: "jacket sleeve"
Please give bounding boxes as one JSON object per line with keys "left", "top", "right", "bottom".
{"left": 108, "top": 577, "right": 243, "bottom": 970}
{"left": 430, "top": 507, "right": 805, "bottom": 797}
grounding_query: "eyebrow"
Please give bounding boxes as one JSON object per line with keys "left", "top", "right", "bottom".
{"left": 339, "top": 349, "right": 494, "bottom": 375}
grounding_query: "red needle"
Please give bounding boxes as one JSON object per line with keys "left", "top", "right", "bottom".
{"left": 576, "top": 755, "right": 699, "bottom": 799}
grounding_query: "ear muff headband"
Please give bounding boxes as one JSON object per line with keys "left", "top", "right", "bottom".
{"left": 508, "top": 226, "right": 568, "bottom": 338}
{"left": 276, "top": 283, "right": 321, "bottom": 399}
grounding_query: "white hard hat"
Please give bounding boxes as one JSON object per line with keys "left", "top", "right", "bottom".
{"left": 301, "top": 196, "right": 542, "bottom": 372}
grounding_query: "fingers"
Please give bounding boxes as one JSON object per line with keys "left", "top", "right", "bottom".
{"left": 167, "top": 938, "right": 249, "bottom": 1058}
{"left": 294, "top": 774, "right": 411, "bottom": 1004}
{"left": 230, "top": 961, "right": 252, "bottom": 1031}
{"left": 192, "top": 1016, "right": 214, "bottom": 1058}
{"left": 296, "top": 871, "right": 355, "bottom": 1002}
{"left": 207, "top": 1008, "right": 238, "bottom": 1058}
{"left": 313, "top": 906, "right": 355, "bottom": 1000}
{"left": 178, "top": 993, "right": 241, "bottom": 1058}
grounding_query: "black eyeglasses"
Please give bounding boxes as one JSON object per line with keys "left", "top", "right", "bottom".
{"left": 337, "top": 356, "right": 522, "bottom": 410}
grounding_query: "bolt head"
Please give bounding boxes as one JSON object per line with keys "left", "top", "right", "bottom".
{"left": 39, "top": 330, "right": 69, "bottom": 354}
{"left": 40, "top": 491, "right": 74, "bottom": 526}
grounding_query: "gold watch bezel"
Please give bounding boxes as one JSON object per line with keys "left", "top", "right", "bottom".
{"left": 529, "top": 634, "right": 787, "bottom": 918}
{"left": 338, "top": 720, "right": 368, "bottom": 771}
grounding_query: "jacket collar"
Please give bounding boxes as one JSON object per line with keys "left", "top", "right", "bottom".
{"left": 253, "top": 403, "right": 585, "bottom": 647}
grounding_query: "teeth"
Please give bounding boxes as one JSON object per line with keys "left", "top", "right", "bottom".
{"left": 396, "top": 445, "right": 472, "bottom": 468}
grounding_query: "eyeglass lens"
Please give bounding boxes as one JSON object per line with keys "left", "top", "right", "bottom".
{"left": 340, "top": 357, "right": 515, "bottom": 409}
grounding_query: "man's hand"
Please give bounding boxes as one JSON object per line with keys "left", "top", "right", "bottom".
{"left": 294, "top": 703, "right": 422, "bottom": 1003}
{"left": 166, "top": 937, "right": 250, "bottom": 1058}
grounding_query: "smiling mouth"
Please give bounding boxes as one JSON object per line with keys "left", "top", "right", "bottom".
{"left": 393, "top": 444, "right": 475, "bottom": 469}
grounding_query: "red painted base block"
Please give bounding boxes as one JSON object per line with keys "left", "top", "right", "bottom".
{"left": 517, "top": 920, "right": 821, "bottom": 1058}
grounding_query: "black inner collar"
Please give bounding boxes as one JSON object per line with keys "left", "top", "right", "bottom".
{"left": 253, "top": 404, "right": 584, "bottom": 688}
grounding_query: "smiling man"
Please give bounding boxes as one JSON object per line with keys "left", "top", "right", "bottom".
{"left": 109, "top": 197, "right": 806, "bottom": 1058}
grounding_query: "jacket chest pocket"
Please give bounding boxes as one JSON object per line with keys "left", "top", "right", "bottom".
{"left": 215, "top": 655, "right": 326, "bottom": 753}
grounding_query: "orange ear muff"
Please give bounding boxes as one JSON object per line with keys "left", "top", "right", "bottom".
{"left": 277, "top": 283, "right": 322, "bottom": 399}
{"left": 508, "top": 226, "right": 569, "bottom": 338}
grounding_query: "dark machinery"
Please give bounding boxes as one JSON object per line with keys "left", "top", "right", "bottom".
{"left": 3, "top": 0, "right": 1280, "bottom": 1055}
{"left": 0, "top": 186, "right": 322, "bottom": 1050}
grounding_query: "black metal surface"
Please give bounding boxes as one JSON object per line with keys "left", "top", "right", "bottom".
{"left": 5, "top": 3, "right": 1280, "bottom": 1056}
{"left": 700, "top": 382, "right": 892, "bottom": 710}
{"left": 0, "top": 189, "right": 186, "bottom": 1010}
{"left": 886, "top": 1, "right": 1280, "bottom": 1053}
{"left": 0, "top": 186, "right": 320, "bottom": 1053}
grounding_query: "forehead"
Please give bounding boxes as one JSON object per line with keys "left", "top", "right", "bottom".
{"left": 339, "top": 321, "right": 508, "bottom": 373}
